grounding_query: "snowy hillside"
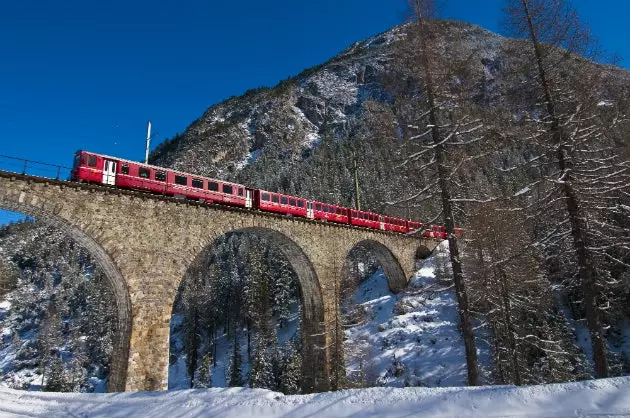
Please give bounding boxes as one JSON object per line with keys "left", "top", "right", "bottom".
{"left": 1, "top": 376, "right": 629, "bottom": 417}
{"left": 344, "top": 241, "right": 492, "bottom": 387}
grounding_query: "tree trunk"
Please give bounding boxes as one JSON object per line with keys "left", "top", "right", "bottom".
{"left": 497, "top": 265, "right": 522, "bottom": 385}
{"left": 415, "top": 7, "right": 479, "bottom": 385}
{"left": 521, "top": 0, "right": 609, "bottom": 378}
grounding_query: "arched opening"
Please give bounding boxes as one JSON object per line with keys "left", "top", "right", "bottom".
{"left": 0, "top": 202, "right": 131, "bottom": 393}
{"left": 415, "top": 245, "right": 432, "bottom": 265}
{"left": 168, "top": 227, "right": 326, "bottom": 393}
{"left": 343, "top": 240, "right": 407, "bottom": 294}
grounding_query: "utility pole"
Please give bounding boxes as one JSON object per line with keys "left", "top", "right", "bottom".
{"left": 144, "top": 120, "right": 152, "bottom": 164}
{"left": 352, "top": 148, "right": 361, "bottom": 211}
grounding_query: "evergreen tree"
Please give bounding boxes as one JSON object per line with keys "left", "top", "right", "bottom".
{"left": 249, "top": 335, "right": 275, "bottom": 389}
{"left": 43, "top": 356, "right": 67, "bottom": 392}
{"left": 279, "top": 341, "right": 302, "bottom": 395}
{"left": 227, "top": 335, "right": 243, "bottom": 387}
{"left": 195, "top": 352, "right": 212, "bottom": 389}
{"left": 38, "top": 306, "right": 62, "bottom": 389}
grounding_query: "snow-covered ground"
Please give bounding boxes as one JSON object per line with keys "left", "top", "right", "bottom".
{"left": 344, "top": 241, "right": 491, "bottom": 387}
{"left": 1, "top": 376, "right": 630, "bottom": 417}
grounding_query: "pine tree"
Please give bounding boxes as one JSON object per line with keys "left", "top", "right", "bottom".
{"left": 43, "top": 356, "right": 67, "bottom": 392}
{"left": 249, "top": 335, "right": 275, "bottom": 389}
{"left": 227, "top": 335, "right": 243, "bottom": 387}
{"left": 279, "top": 341, "right": 302, "bottom": 395}
{"left": 182, "top": 276, "right": 203, "bottom": 388}
{"left": 38, "top": 306, "right": 62, "bottom": 389}
{"left": 195, "top": 352, "right": 212, "bottom": 389}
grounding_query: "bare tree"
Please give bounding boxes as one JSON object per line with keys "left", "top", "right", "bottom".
{"left": 503, "top": 0, "right": 630, "bottom": 378}
{"left": 377, "top": 0, "right": 484, "bottom": 385}
{"left": 465, "top": 201, "right": 590, "bottom": 384}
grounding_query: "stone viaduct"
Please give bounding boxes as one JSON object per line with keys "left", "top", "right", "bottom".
{"left": 0, "top": 170, "right": 438, "bottom": 393}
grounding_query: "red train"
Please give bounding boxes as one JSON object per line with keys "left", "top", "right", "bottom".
{"left": 71, "top": 150, "right": 461, "bottom": 239}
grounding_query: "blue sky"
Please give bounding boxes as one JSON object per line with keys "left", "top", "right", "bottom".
{"left": 0, "top": 0, "right": 628, "bottom": 224}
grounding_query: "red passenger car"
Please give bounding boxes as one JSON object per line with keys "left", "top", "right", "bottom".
{"left": 425, "top": 225, "right": 447, "bottom": 239}
{"left": 312, "top": 201, "right": 349, "bottom": 224}
{"left": 72, "top": 150, "right": 251, "bottom": 207}
{"left": 382, "top": 216, "right": 408, "bottom": 233}
{"left": 256, "top": 190, "right": 308, "bottom": 218}
{"left": 407, "top": 221, "right": 424, "bottom": 234}
{"left": 349, "top": 209, "right": 382, "bottom": 230}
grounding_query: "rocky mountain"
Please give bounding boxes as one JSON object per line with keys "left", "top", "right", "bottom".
{"left": 149, "top": 20, "right": 630, "bottom": 219}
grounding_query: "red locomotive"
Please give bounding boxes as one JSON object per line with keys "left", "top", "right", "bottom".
{"left": 71, "top": 150, "right": 460, "bottom": 239}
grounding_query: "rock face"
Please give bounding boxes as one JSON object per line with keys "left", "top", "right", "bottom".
{"left": 149, "top": 24, "right": 407, "bottom": 179}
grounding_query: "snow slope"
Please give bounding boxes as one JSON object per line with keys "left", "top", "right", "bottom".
{"left": 1, "top": 376, "right": 629, "bottom": 417}
{"left": 344, "top": 241, "right": 491, "bottom": 387}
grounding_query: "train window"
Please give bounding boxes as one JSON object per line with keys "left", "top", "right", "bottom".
{"left": 208, "top": 181, "right": 219, "bottom": 191}
{"left": 323, "top": 206, "right": 329, "bottom": 213}
{"left": 155, "top": 171, "right": 166, "bottom": 182}
{"left": 223, "top": 185, "right": 233, "bottom": 194}
{"left": 192, "top": 179, "right": 203, "bottom": 188}
{"left": 175, "top": 175, "right": 187, "bottom": 185}
{"left": 238, "top": 188, "right": 243, "bottom": 196}
{"left": 88, "top": 155, "right": 97, "bottom": 167}
{"left": 335, "top": 208, "right": 340, "bottom": 214}
{"left": 139, "top": 167, "right": 151, "bottom": 179}
{"left": 281, "top": 196, "right": 288, "bottom": 205}
{"left": 289, "top": 198, "right": 296, "bottom": 206}
{"left": 297, "top": 200, "right": 304, "bottom": 208}
{"left": 316, "top": 203, "right": 322, "bottom": 211}
{"left": 121, "top": 164, "right": 129, "bottom": 175}
{"left": 272, "top": 195, "right": 279, "bottom": 203}
{"left": 262, "top": 193, "right": 270, "bottom": 201}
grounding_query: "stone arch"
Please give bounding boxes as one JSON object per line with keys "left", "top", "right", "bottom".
{"left": 174, "top": 226, "right": 327, "bottom": 393}
{"left": 344, "top": 239, "right": 408, "bottom": 293}
{"left": 0, "top": 197, "right": 132, "bottom": 392}
{"left": 415, "top": 244, "right": 432, "bottom": 262}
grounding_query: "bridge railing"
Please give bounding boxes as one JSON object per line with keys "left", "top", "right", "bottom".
{"left": 0, "top": 154, "right": 72, "bottom": 181}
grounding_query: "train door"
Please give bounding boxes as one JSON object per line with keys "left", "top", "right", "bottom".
{"left": 245, "top": 189, "right": 253, "bottom": 208}
{"left": 307, "top": 201, "right": 314, "bottom": 219}
{"left": 379, "top": 216, "right": 385, "bottom": 230}
{"left": 102, "top": 159, "right": 117, "bottom": 185}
